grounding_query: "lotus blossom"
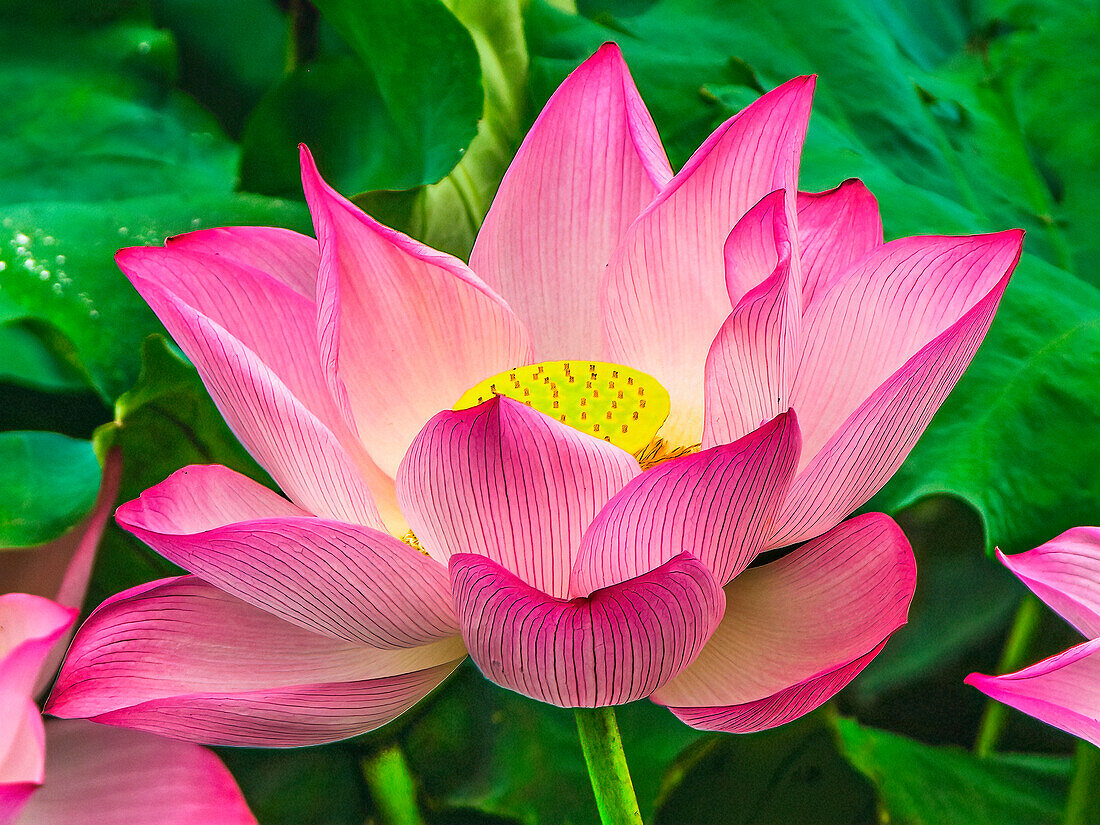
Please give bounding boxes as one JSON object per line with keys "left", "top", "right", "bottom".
{"left": 966, "top": 528, "right": 1100, "bottom": 746}
{"left": 48, "top": 42, "right": 1015, "bottom": 742}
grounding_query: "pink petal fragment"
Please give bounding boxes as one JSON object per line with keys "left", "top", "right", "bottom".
{"left": 165, "top": 225, "right": 319, "bottom": 298}
{"left": 653, "top": 513, "right": 914, "bottom": 724}
{"left": 47, "top": 576, "right": 466, "bottom": 747}
{"left": 997, "top": 527, "right": 1100, "bottom": 638}
{"left": 301, "top": 146, "right": 533, "bottom": 477}
{"left": 0, "top": 595, "right": 75, "bottom": 700}
{"left": 966, "top": 637, "right": 1100, "bottom": 748}
{"left": 117, "top": 269, "right": 384, "bottom": 528}
{"left": 603, "top": 77, "right": 815, "bottom": 446}
{"left": 16, "top": 719, "right": 257, "bottom": 825}
{"left": 117, "top": 470, "right": 457, "bottom": 648}
{"left": 450, "top": 551, "right": 724, "bottom": 707}
{"left": 796, "top": 180, "right": 882, "bottom": 308}
{"left": 397, "top": 396, "right": 639, "bottom": 599}
{"left": 571, "top": 411, "right": 800, "bottom": 594}
{"left": 469, "top": 42, "right": 671, "bottom": 360}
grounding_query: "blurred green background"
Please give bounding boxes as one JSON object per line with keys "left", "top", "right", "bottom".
{"left": 2, "top": 0, "right": 1099, "bottom": 822}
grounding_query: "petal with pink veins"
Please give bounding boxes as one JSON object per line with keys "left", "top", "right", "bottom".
{"left": 571, "top": 411, "right": 800, "bottom": 594}
{"left": 397, "top": 396, "right": 639, "bottom": 599}
{"left": 795, "top": 180, "right": 882, "bottom": 308}
{"left": 469, "top": 42, "right": 671, "bottom": 360}
{"left": 652, "top": 513, "right": 914, "bottom": 732}
{"left": 46, "top": 577, "right": 466, "bottom": 747}
{"left": 450, "top": 551, "right": 724, "bottom": 707}
{"left": 966, "top": 637, "right": 1100, "bottom": 749}
{"left": 603, "top": 76, "right": 814, "bottom": 446}
{"left": 300, "top": 147, "right": 533, "bottom": 478}
{"left": 116, "top": 466, "right": 457, "bottom": 649}
{"left": 15, "top": 719, "right": 257, "bottom": 825}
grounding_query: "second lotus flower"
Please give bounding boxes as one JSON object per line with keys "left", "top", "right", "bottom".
{"left": 48, "top": 43, "right": 1020, "bottom": 744}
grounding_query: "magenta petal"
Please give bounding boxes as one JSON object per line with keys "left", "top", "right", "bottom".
{"left": 653, "top": 513, "right": 914, "bottom": 730}
{"left": 966, "top": 637, "right": 1100, "bottom": 748}
{"left": 16, "top": 720, "right": 257, "bottom": 825}
{"left": 450, "top": 551, "right": 724, "bottom": 707}
{"left": 470, "top": 42, "right": 671, "bottom": 360}
{"left": 795, "top": 180, "right": 882, "bottom": 308}
{"left": 397, "top": 396, "right": 639, "bottom": 599}
{"left": 47, "top": 577, "right": 465, "bottom": 747}
{"left": 571, "top": 411, "right": 800, "bottom": 594}
{"left": 997, "top": 527, "right": 1100, "bottom": 638}
{"left": 116, "top": 467, "right": 457, "bottom": 649}
{"left": 603, "top": 76, "right": 815, "bottom": 445}
{"left": 165, "top": 225, "right": 319, "bottom": 298}
{"left": 300, "top": 147, "right": 533, "bottom": 478}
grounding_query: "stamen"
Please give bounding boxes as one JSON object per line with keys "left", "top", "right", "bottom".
{"left": 402, "top": 530, "right": 431, "bottom": 557}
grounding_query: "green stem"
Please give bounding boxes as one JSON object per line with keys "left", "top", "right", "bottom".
{"left": 1064, "top": 741, "right": 1099, "bottom": 825}
{"left": 574, "top": 706, "right": 643, "bottom": 825}
{"left": 974, "top": 594, "right": 1043, "bottom": 757}
{"left": 361, "top": 744, "right": 424, "bottom": 825}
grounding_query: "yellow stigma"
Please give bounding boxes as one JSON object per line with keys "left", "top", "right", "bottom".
{"left": 454, "top": 360, "right": 672, "bottom": 457}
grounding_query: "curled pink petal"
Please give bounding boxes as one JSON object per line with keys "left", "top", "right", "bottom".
{"left": 571, "top": 411, "right": 800, "bottom": 594}
{"left": 397, "top": 396, "right": 639, "bottom": 599}
{"left": 795, "top": 180, "right": 882, "bottom": 308}
{"left": 450, "top": 551, "right": 724, "bottom": 707}
{"left": 116, "top": 467, "right": 457, "bottom": 649}
{"left": 653, "top": 513, "right": 914, "bottom": 730}
{"left": 301, "top": 146, "right": 533, "bottom": 478}
{"left": 470, "top": 41, "right": 671, "bottom": 360}
{"left": 996, "top": 527, "right": 1100, "bottom": 638}
{"left": 603, "top": 76, "right": 815, "bottom": 445}
{"left": 47, "top": 577, "right": 465, "bottom": 747}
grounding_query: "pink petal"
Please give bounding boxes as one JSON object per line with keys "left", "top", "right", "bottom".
{"left": 116, "top": 466, "right": 457, "bottom": 649}
{"left": 397, "top": 396, "right": 640, "bottom": 599}
{"left": 116, "top": 267, "right": 384, "bottom": 528}
{"left": 796, "top": 180, "right": 882, "bottom": 308}
{"left": 47, "top": 577, "right": 466, "bottom": 747}
{"left": 570, "top": 411, "right": 800, "bottom": 594}
{"left": 301, "top": 146, "right": 533, "bottom": 478}
{"left": 652, "top": 513, "right": 915, "bottom": 731}
{"left": 997, "top": 527, "right": 1100, "bottom": 638}
{"left": 703, "top": 191, "right": 803, "bottom": 447}
{"left": 469, "top": 42, "right": 671, "bottom": 360}
{"left": 603, "top": 77, "right": 815, "bottom": 446}
{"left": 450, "top": 551, "right": 724, "bottom": 707}
{"left": 16, "top": 719, "right": 257, "bottom": 825}
{"left": 0, "top": 595, "right": 75, "bottom": 700}
{"left": 0, "top": 704, "right": 44, "bottom": 824}
{"left": 966, "top": 637, "right": 1100, "bottom": 748}
{"left": 771, "top": 231, "right": 1023, "bottom": 546}
{"left": 165, "top": 225, "right": 319, "bottom": 298}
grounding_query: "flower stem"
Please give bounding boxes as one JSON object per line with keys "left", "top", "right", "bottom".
{"left": 574, "top": 706, "right": 643, "bottom": 825}
{"left": 361, "top": 744, "right": 424, "bottom": 825}
{"left": 974, "top": 594, "right": 1043, "bottom": 757}
{"left": 1064, "top": 741, "right": 1099, "bottom": 825}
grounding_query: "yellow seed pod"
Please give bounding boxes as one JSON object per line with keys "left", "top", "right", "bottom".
{"left": 454, "top": 361, "right": 671, "bottom": 455}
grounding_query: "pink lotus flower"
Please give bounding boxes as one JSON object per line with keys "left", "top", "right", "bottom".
{"left": 48, "top": 43, "right": 1016, "bottom": 742}
{"left": 966, "top": 528, "right": 1100, "bottom": 746}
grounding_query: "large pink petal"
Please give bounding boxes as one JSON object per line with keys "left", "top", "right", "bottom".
{"left": 397, "top": 396, "right": 639, "bottom": 599}
{"left": 966, "top": 637, "right": 1100, "bottom": 748}
{"left": 16, "top": 719, "right": 257, "bottom": 825}
{"left": 0, "top": 703, "right": 42, "bottom": 824}
{"left": 117, "top": 270, "right": 384, "bottom": 528}
{"left": 570, "top": 411, "right": 800, "bottom": 594}
{"left": 997, "top": 527, "right": 1100, "bottom": 638}
{"left": 603, "top": 77, "right": 815, "bottom": 446}
{"left": 450, "top": 551, "right": 723, "bottom": 707}
{"left": 47, "top": 577, "right": 465, "bottom": 747}
{"left": 795, "top": 180, "right": 882, "bottom": 308}
{"left": 653, "top": 513, "right": 914, "bottom": 732}
{"left": 703, "top": 191, "right": 802, "bottom": 447}
{"left": 469, "top": 42, "right": 671, "bottom": 360}
{"left": 301, "top": 147, "right": 533, "bottom": 477}
{"left": 116, "top": 466, "right": 456, "bottom": 649}
{"left": 165, "top": 225, "right": 319, "bottom": 298}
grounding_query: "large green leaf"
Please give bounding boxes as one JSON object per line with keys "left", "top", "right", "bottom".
{"left": 0, "top": 430, "right": 100, "bottom": 548}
